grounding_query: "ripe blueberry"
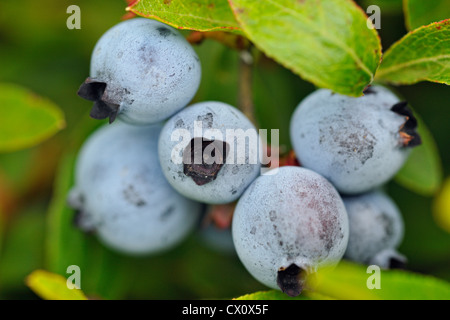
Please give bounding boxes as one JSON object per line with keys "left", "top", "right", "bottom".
{"left": 68, "top": 121, "right": 202, "bottom": 255}
{"left": 289, "top": 85, "right": 421, "bottom": 194}
{"left": 77, "top": 18, "right": 201, "bottom": 125}
{"left": 232, "top": 166, "right": 349, "bottom": 297}
{"left": 158, "top": 101, "right": 261, "bottom": 204}
{"left": 343, "top": 190, "right": 406, "bottom": 269}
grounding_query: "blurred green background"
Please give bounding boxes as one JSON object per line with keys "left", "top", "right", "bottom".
{"left": 0, "top": 0, "right": 448, "bottom": 299}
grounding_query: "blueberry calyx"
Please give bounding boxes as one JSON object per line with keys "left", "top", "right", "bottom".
{"left": 277, "top": 264, "right": 305, "bottom": 297}
{"left": 68, "top": 191, "right": 97, "bottom": 234}
{"left": 389, "top": 257, "right": 407, "bottom": 270}
{"left": 363, "top": 86, "right": 376, "bottom": 95}
{"left": 73, "top": 209, "right": 97, "bottom": 234}
{"left": 183, "top": 138, "right": 229, "bottom": 186}
{"left": 78, "top": 77, "right": 120, "bottom": 124}
{"left": 390, "top": 101, "right": 422, "bottom": 148}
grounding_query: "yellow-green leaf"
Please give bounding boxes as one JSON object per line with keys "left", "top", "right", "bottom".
{"left": 237, "top": 261, "right": 450, "bottom": 300}
{"left": 0, "top": 83, "right": 65, "bottom": 153}
{"left": 433, "top": 177, "right": 450, "bottom": 234}
{"left": 127, "top": 0, "right": 241, "bottom": 33}
{"left": 26, "top": 270, "right": 88, "bottom": 300}
{"left": 311, "top": 261, "right": 450, "bottom": 300}
{"left": 376, "top": 19, "right": 450, "bottom": 85}
{"left": 404, "top": 0, "right": 450, "bottom": 31}
{"left": 228, "top": 0, "right": 382, "bottom": 97}
{"left": 236, "top": 261, "right": 450, "bottom": 300}
{"left": 235, "top": 289, "right": 332, "bottom": 300}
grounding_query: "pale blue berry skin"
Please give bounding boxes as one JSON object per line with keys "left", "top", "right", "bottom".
{"left": 90, "top": 18, "right": 201, "bottom": 125}
{"left": 68, "top": 121, "right": 202, "bottom": 255}
{"left": 158, "top": 101, "right": 262, "bottom": 204}
{"left": 232, "top": 166, "right": 349, "bottom": 291}
{"left": 343, "top": 190, "right": 406, "bottom": 269}
{"left": 290, "top": 86, "right": 410, "bottom": 195}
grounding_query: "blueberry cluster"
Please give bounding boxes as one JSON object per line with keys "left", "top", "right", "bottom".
{"left": 70, "top": 18, "right": 206, "bottom": 255}
{"left": 285, "top": 86, "right": 419, "bottom": 289}
{"left": 69, "top": 18, "right": 421, "bottom": 297}
{"left": 70, "top": 18, "right": 261, "bottom": 255}
{"left": 290, "top": 86, "right": 421, "bottom": 263}
{"left": 233, "top": 86, "right": 420, "bottom": 296}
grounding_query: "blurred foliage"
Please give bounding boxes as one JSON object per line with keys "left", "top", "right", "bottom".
{"left": 394, "top": 116, "right": 442, "bottom": 195}
{"left": 404, "top": 0, "right": 450, "bottom": 30}
{"left": 0, "top": 0, "right": 449, "bottom": 300}
{"left": 0, "top": 204, "right": 46, "bottom": 298}
{"left": 0, "top": 83, "right": 65, "bottom": 153}
{"left": 433, "top": 178, "right": 450, "bottom": 234}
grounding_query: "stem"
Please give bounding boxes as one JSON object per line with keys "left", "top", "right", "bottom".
{"left": 238, "top": 49, "right": 257, "bottom": 127}
{"left": 187, "top": 31, "right": 249, "bottom": 50}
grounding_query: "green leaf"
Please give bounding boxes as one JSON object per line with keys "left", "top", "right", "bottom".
{"left": 395, "top": 116, "right": 442, "bottom": 195}
{"left": 127, "top": 0, "right": 241, "bottom": 32}
{"left": 404, "top": 0, "right": 450, "bottom": 31}
{"left": 0, "top": 83, "right": 65, "bottom": 153}
{"left": 311, "top": 261, "right": 450, "bottom": 300}
{"left": 26, "top": 270, "right": 88, "bottom": 300}
{"left": 235, "top": 290, "right": 309, "bottom": 300}
{"left": 45, "top": 149, "right": 86, "bottom": 275}
{"left": 238, "top": 261, "right": 450, "bottom": 300}
{"left": 0, "top": 207, "right": 45, "bottom": 293}
{"left": 376, "top": 19, "right": 450, "bottom": 85}
{"left": 235, "top": 289, "right": 332, "bottom": 300}
{"left": 45, "top": 116, "right": 99, "bottom": 278}
{"left": 228, "top": 0, "right": 382, "bottom": 97}
{"left": 0, "top": 213, "right": 4, "bottom": 261}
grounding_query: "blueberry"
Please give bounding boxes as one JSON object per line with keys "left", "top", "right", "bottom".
{"left": 158, "top": 101, "right": 261, "bottom": 204}
{"left": 232, "top": 166, "right": 349, "bottom": 297}
{"left": 77, "top": 18, "right": 201, "bottom": 125}
{"left": 290, "top": 85, "right": 421, "bottom": 194}
{"left": 343, "top": 190, "right": 406, "bottom": 269}
{"left": 67, "top": 121, "right": 202, "bottom": 255}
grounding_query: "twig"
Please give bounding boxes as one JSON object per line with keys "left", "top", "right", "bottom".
{"left": 187, "top": 31, "right": 249, "bottom": 50}
{"left": 238, "top": 48, "right": 256, "bottom": 126}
